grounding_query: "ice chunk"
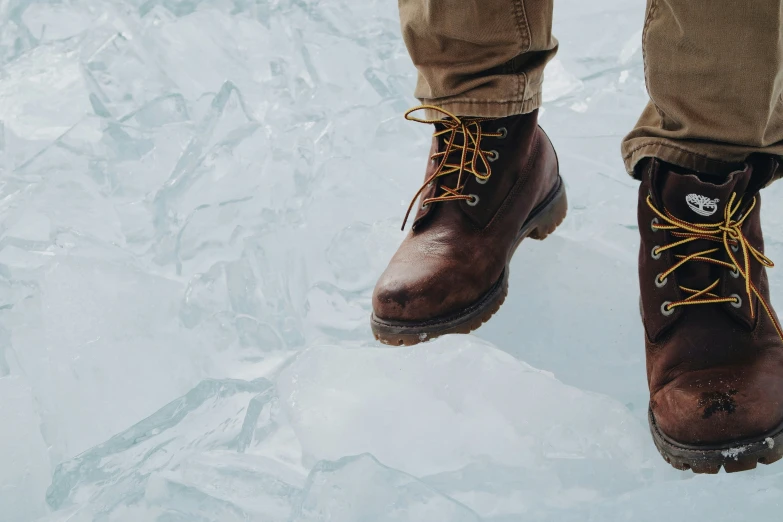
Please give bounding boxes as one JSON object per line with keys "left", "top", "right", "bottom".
{"left": 0, "top": 20, "right": 31, "bottom": 67}
{"left": 0, "top": 376, "right": 50, "bottom": 522}
{"left": 46, "top": 378, "right": 281, "bottom": 514}
{"left": 0, "top": 41, "right": 91, "bottom": 141}
{"left": 141, "top": 452, "right": 304, "bottom": 522}
{"left": 179, "top": 244, "right": 306, "bottom": 353}
{"left": 478, "top": 235, "right": 646, "bottom": 401}
{"left": 542, "top": 59, "right": 584, "bottom": 103}
{"left": 277, "top": 337, "right": 653, "bottom": 478}
{"left": 21, "top": 3, "right": 96, "bottom": 44}
{"left": 421, "top": 456, "right": 653, "bottom": 520}
{"left": 140, "top": 9, "right": 287, "bottom": 105}
{"left": 3, "top": 257, "right": 209, "bottom": 463}
{"left": 7, "top": 127, "right": 127, "bottom": 248}
{"left": 304, "top": 282, "right": 369, "bottom": 341}
{"left": 121, "top": 93, "right": 190, "bottom": 128}
{"left": 82, "top": 29, "right": 175, "bottom": 119}
{"left": 577, "top": 471, "right": 783, "bottom": 522}
{"left": 148, "top": 82, "right": 277, "bottom": 272}
{"left": 42, "top": 452, "right": 304, "bottom": 522}
{"left": 291, "top": 454, "right": 481, "bottom": 522}
{"left": 325, "top": 220, "right": 402, "bottom": 293}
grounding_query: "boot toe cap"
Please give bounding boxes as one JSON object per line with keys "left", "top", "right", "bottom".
{"left": 372, "top": 262, "right": 491, "bottom": 323}
{"left": 651, "top": 368, "right": 783, "bottom": 446}
{"left": 372, "top": 271, "right": 455, "bottom": 323}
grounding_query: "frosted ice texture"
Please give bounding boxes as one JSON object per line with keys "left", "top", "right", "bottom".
{"left": 290, "top": 454, "right": 482, "bottom": 522}
{"left": 3, "top": 0, "right": 783, "bottom": 521}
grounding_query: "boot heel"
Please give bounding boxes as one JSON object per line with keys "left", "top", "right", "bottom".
{"left": 529, "top": 180, "right": 568, "bottom": 241}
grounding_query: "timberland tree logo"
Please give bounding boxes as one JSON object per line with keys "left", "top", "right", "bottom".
{"left": 686, "top": 194, "right": 720, "bottom": 217}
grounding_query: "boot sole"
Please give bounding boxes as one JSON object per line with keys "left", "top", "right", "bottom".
{"left": 371, "top": 176, "right": 568, "bottom": 346}
{"left": 649, "top": 408, "right": 783, "bottom": 473}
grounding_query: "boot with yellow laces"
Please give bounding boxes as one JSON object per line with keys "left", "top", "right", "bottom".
{"left": 639, "top": 157, "right": 783, "bottom": 473}
{"left": 371, "top": 106, "right": 567, "bottom": 345}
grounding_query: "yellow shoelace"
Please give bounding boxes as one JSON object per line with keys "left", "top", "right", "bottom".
{"left": 648, "top": 192, "right": 783, "bottom": 340}
{"left": 401, "top": 105, "right": 504, "bottom": 230}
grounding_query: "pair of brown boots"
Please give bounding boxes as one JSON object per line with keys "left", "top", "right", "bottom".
{"left": 370, "top": 107, "right": 783, "bottom": 474}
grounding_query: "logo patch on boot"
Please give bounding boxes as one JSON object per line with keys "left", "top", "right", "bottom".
{"left": 686, "top": 194, "right": 720, "bottom": 217}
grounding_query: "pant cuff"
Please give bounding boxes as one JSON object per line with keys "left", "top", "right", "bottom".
{"left": 419, "top": 92, "right": 542, "bottom": 120}
{"left": 622, "top": 140, "right": 744, "bottom": 179}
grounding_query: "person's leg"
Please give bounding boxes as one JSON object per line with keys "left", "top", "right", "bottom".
{"left": 371, "top": 0, "right": 565, "bottom": 345}
{"left": 398, "top": 0, "right": 557, "bottom": 119}
{"left": 630, "top": 0, "right": 783, "bottom": 473}
{"left": 623, "top": 0, "right": 783, "bottom": 177}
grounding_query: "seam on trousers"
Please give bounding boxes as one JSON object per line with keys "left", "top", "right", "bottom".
{"left": 642, "top": 0, "right": 666, "bottom": 120}
{"left": 511, "top": 0, "right": 531, "bottom": 101}
{"left": 511, "top": 0, "right": 532, "bottom": 53}
{"left": 421, "top": 95, "right": 532, "bottom": 104}
{"left": 520, "top": 72, "right": 527, "bottom": 103}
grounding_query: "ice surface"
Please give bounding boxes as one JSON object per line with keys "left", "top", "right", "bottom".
{"left": 39, "top": 338, "right": 654, "bottom": 522}
{"left": 278, "top": 340, "right": 652, "bottom": 477}
{"left": 290, "top": 454, "right": 481, "bottom": 522}
{"left": 42, "top": 377, "right": 302, "bottom": 521}
{"left": 4, "top": 0, "right": 783, "bottom": 521}
{"left": 0, "top": 376, "right": 50, "bottom": 519}
{"left": 278, "top": 340, "right": 656, "bottom": 520}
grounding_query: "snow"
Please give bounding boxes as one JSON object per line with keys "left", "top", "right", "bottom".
{"left": 3, "top": 0, "right": 783, "bottom": 521}
{"left": 721, "top": 446, "right": 750, "bottom": 460}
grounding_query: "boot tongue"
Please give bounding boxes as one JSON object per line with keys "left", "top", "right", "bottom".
{"left": 660, "top": 166, "right": 752, "bottom": 224}
{"left": 657, "top": 165, "right": 754, "bottom": 290}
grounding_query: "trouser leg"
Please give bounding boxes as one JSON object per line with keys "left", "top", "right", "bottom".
{"left": 623, "top": 0, "right": 783, "bottom": 178}
{"left": 398, "top": 0, "right": 558, "bottom": 118}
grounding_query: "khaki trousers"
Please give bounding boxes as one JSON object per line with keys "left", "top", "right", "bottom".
{"left": 399, "top": 0, "right": 783, "bottom": 177}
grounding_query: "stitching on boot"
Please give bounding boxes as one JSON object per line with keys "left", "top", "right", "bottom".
{"left": 486, "top": 131, "right": 543, "bottom": 229}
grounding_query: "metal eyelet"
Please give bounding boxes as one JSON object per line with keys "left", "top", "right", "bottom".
{"left": 487, "top": 150, "right": 499, "bottom": 162}
{"left": 466, "top": 194, "right": 479, "bottom": 207}
{"left": 730, "top": 267, "right": 740, "bottom": 278}
{"left": 661, "top": 301, "right": 675, "bottom": 316}
{"left": 427, "top": 181, "right": 435, "bottom": 188}
{"left": 651, "top": 246, "right": 662, "bottom": 260}
{"left": 731, "top": 242, "right": 739, "bottom": 253}
{"left": 655, "top": 274, "right": 668, "bottom": 288}
{"left": 497, "top": 127, "right": 508, "bottom": 139}
{"left": 730, "top": 294, "right": 742, "bottom": 308}
{"left": 422, "top": 202, "right": 429, "bottom": 209}
{"left": 651, "top": 218, "right": 659, "bottom": 232}
{"left": 476, "top": 176, "right": 488, "bottom": 185}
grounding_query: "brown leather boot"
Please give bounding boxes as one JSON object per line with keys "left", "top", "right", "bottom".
{"left": 638, "top": 157, "right": 783, "bottom": 473}
{"left": 371, "top": 106, "right": 567, "bottom": 346}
